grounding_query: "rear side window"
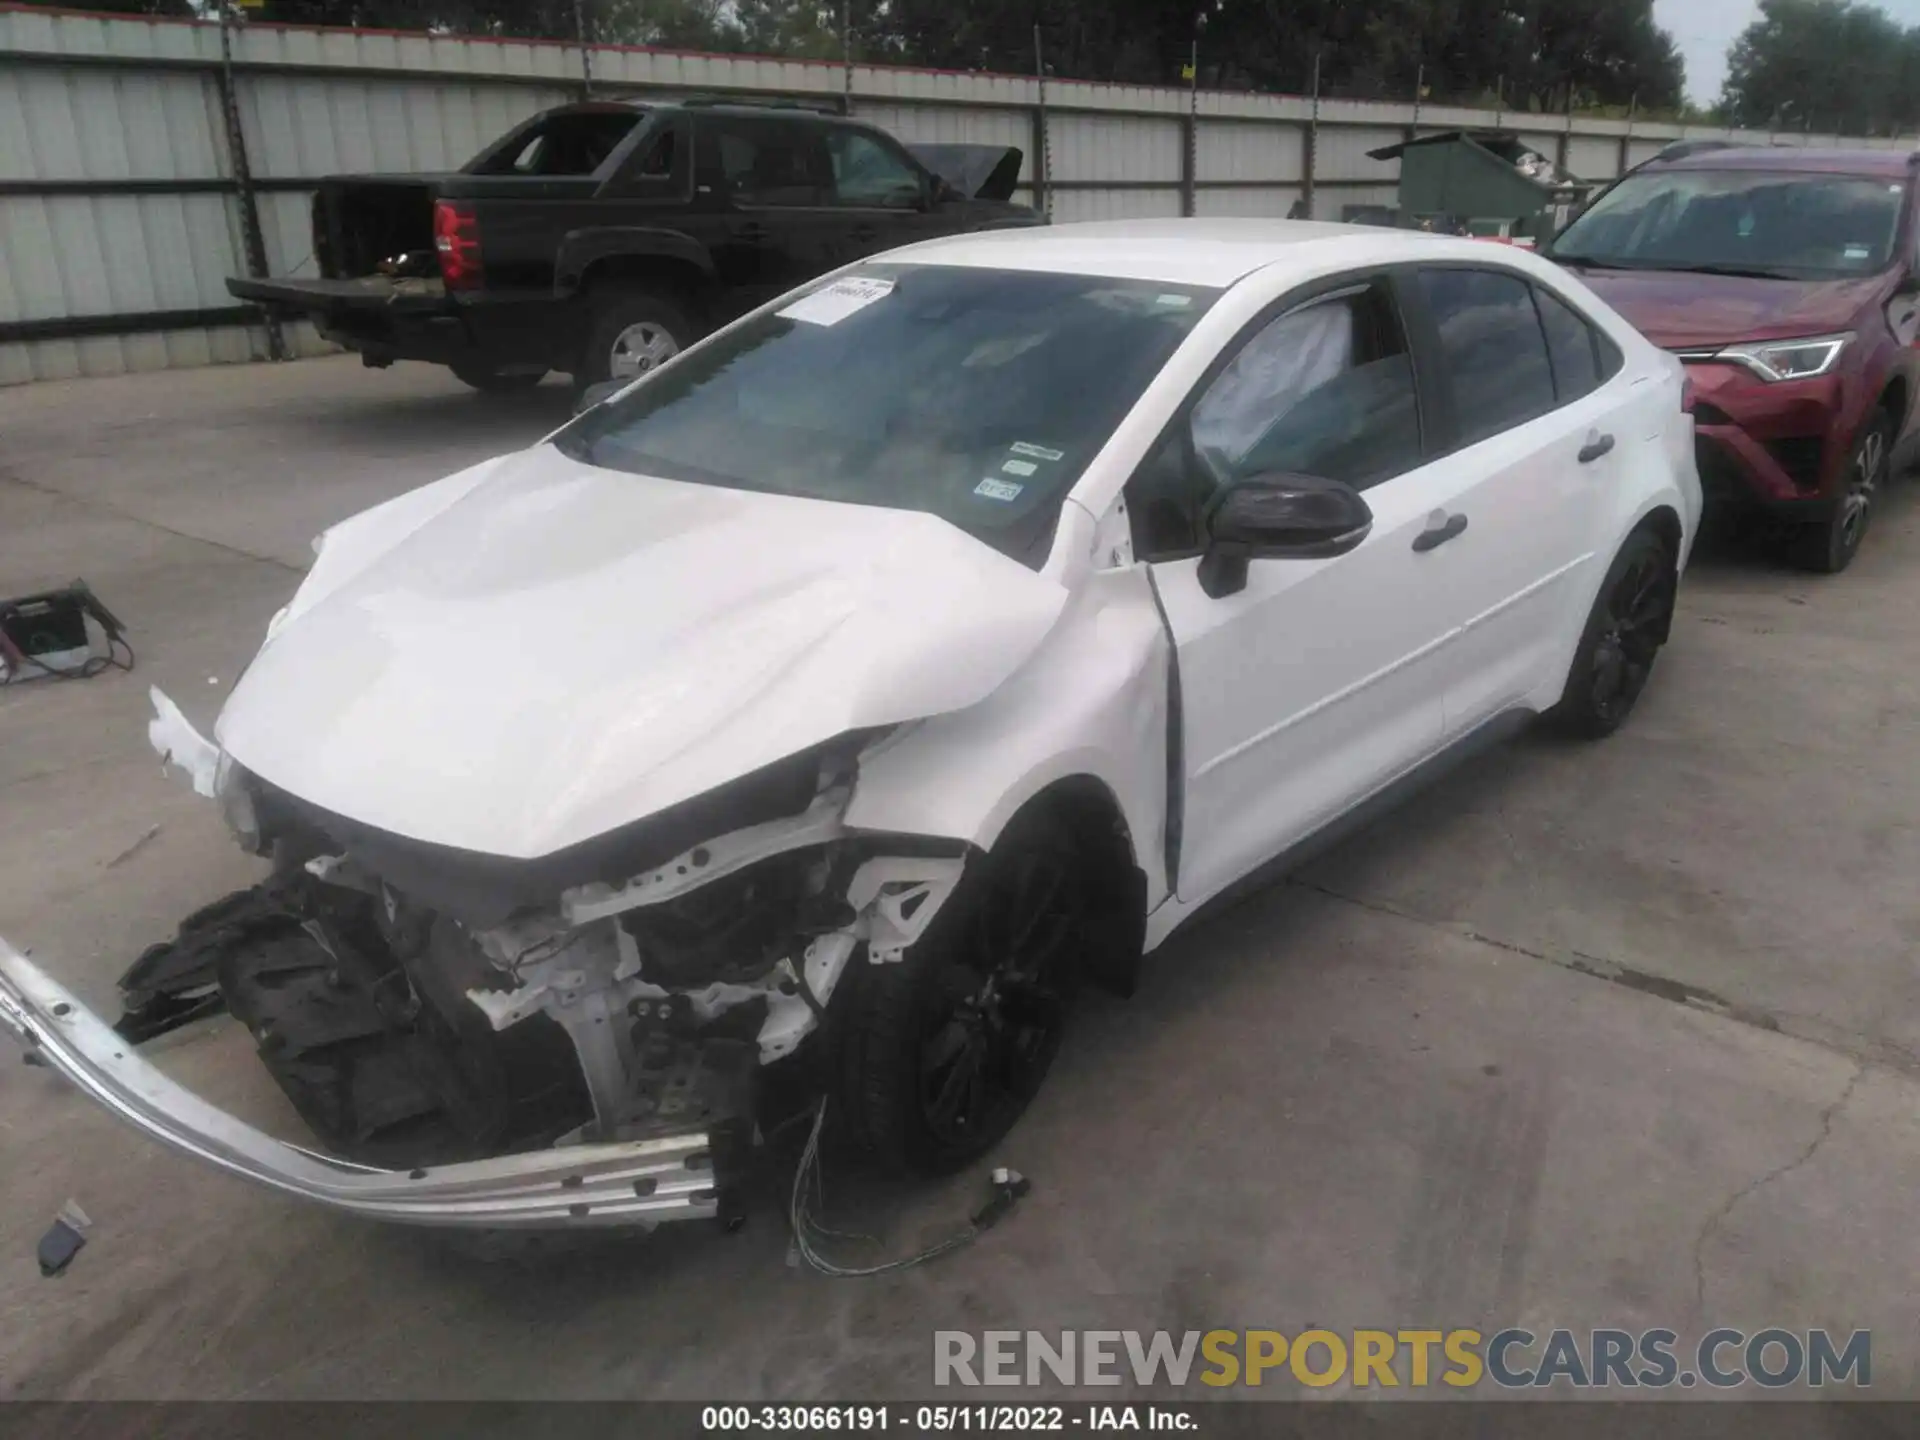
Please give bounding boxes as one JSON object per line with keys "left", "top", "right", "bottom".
{"left": 1416, "top": 268, "right": 1556, "bottom": 446}
{"left": 697, "top": 117, "right": 831, "bottom": 207}
{"left": 466, "top": 111, "right": 640, "bottom": 177}
{"left": 1535, "top": 288, "right": 1607, "bottom": 402}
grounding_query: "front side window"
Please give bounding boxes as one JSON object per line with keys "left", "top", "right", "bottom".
{"left": 1548, "top": 169, "right": 1905, "bottom": 279}
{"left": 698, "top": 117, "right": 831, "bottom": 207}
{"left": 556, "top": 265, "right": 1216, "bottom": 566}
{"left": 1128, "top": 281, "right": 1422, "bottom": 558}
{"left": 1417, "top": 268, "right": 1557, "bottom": 447}
{"left": 827, "top": 130, "right": 925, "bottom": 208}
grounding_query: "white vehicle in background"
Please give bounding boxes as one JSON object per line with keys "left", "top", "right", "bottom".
{"left": 0, "top": 220, "right": 1700, "bottom": 1233}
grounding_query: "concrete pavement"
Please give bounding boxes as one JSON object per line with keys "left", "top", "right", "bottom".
{"left": 1, "top": 357, "right": 1915, "bottom": 1401}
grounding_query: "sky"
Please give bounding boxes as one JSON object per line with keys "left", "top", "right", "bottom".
{"left": 1659, "top": 0, "right": 1920, "bottom": 104}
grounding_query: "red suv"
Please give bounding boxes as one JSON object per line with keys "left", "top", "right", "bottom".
{"left": 1545, "top": 143, "right": 1920, "bottom": 572}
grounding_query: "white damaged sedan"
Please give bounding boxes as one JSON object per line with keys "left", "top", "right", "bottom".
{"left": 0, "top": 221, "right": 1700, "bottom": 1231}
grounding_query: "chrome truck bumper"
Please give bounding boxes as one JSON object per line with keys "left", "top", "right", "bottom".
{"left": 0, "top": 935, "right": 723, "bottom": 1230}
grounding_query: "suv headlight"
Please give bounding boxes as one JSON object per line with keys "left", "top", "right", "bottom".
{"left": 1716, "top": 333, "right": 1852, "bottom": 382}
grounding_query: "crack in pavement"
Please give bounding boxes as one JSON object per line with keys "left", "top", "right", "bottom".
{"left": 1690, "top": 1062, "right": 1864, "bottom": 1315}
{"left": 0, "top": 467, "right": 302, "bottom": 574}
{"left": 1287, "top": 875, "right": 1920, "bottom": 1077}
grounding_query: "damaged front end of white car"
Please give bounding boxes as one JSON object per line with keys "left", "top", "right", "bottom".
{"left": 0, "top": 464, "right": 1158, "bottom": 1234}
{"left": 0, "top": 692, "right": 1003, "bottom": 1232}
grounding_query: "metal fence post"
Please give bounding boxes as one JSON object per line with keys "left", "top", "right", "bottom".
{"left": 216, "top": 3, "right": 283, "bottom": 361}
{"left": 573, "top": 0, "right": 593, "bottom": 99}
{"left": 841, "top": 0, "right": 854, "bottom": 114}
{"left": 1032, "top": 26, "right": 1051, "bottom": 220}
{"left": 1302, "top": 51, "right": 1320, "bottom": 220}
{"left": 1181, "top": 40, "right": 1197, "bottom": 217}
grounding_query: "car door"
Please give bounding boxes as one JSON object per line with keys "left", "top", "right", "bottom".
{"left": 823, "top": 127, "right": 948, "bottom": 263}
{"left": 1400, "top": 266, "right": 1619, "bottom": 735}
{"left": 693, "top": 114, "right": 843, "bottom": 309}
{"left": 1129, "top": 275, "right": 1481, "bottom": 908}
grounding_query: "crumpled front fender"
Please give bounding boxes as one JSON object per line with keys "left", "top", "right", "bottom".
{"left": 0, "top": 936, "right": 722, "bottom": 1230}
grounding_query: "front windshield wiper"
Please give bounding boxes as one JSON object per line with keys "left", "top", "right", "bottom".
{"left": 1544, "top": 255, "right": 1645, "bottom": 271}
{"left": 1664, "top": 262, "right": 1805, "bottom": 281}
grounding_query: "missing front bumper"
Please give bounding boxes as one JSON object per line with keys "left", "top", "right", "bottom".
{"left": 0, "top": 935, "right": 726, "bottom": 1231}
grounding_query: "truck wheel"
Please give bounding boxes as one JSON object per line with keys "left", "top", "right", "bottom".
{"left": 579, "top": 288, "right": 695, "bottom": 388}
{"left": 1789, "top": 415, "right": 1888, "bottom": 574}
{"left": 837, "top": 811, "right": 1088, "bottom": 1176}
{"left": 449, "top": 363, "right": 546, "bottom": 393}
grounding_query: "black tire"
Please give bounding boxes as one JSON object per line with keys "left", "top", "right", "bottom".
{"left": 1547, "top": 525, "right": 1677, "bottom": 740}
{"left": 449, "top": 362, "right": 546, "bottom": 393}
{"left": 837, "top": 812, "right": 1089, "bottom": 1176}
{"left": 577, "top": 287, "right": 697, "bottom": 389}
{"left": 1788, "top": 414, "right": 1889, "bottom": 574}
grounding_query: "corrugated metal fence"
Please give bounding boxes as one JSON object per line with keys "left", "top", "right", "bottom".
{"left": 2, "top": 3, "right": 1911, "bottom": 386}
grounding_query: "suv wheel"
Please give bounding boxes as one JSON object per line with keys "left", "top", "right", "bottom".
{"left": 578, "top": 288, "right": 695, "bottom": 389}
{"left": 1547, "top": 525, "right": 1677, "bottom": 739}
{"left": 838, "top": 812, "right": 1087, "bottom": 1175}
{"left": 1791, "top": 416, "right": 1889, "bottom": 574}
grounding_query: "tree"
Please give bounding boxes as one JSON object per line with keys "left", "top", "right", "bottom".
{"left": 1721, "top": 0, "right": 1914, "bottom": 134}
{"left": 13, "top": 0, "right": 1690, "bottom": 113}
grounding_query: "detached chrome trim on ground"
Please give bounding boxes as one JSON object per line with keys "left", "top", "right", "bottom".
{"left": 0, "top": 936, "right": 721, "bottom": 1230}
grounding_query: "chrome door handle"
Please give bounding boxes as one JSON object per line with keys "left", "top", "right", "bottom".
{"left": 1579, "top": 431, "right": 1616, "bottom": 464}
{"left": 1412, "top": 512, "right": 1469, "bottom": 553}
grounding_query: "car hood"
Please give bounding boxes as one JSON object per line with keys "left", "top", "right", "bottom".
{"left": 1565, "top": 265, "right": 1889, "bottom": 349}
{"left": 215, "top": 447, "right": 1068, "bottom": 860}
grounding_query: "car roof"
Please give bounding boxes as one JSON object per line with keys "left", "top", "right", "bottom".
{"left": 883, "top": 219, "right": 1490, "bottom": 288}
{"left": 1649, "top": 145, "right": 1914, "bottom": 178}
{"left": 549, "top": 98, "right": 856, "bottom": 122}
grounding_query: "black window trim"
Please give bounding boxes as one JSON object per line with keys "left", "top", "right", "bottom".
{"left": 1126, "top": 264, "right": 1434, "bottom": 563}
{"left": 602, "top": 112, "right": 693, "bottom": 201}
{"left": 1529, "top": 278, "right": 1626, "bottom": 404}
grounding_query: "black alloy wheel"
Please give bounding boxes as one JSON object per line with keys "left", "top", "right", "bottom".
{"left": 1549, "top": 526, "right": 1677, "bottom": 739}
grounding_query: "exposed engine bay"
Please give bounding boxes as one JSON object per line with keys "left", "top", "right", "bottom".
{"left": 119, "top": 692, "right": 967, "bottom": 1221}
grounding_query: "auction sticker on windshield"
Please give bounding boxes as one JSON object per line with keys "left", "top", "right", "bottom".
{"left": 779, "top": 276, "right": 895, "bottom": 326}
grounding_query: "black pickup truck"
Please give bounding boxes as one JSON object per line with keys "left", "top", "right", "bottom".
{"left": 229, "top": 98, "right": 1038, "bottom": 392}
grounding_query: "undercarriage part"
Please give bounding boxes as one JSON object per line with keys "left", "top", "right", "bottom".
{"left": 114, "top": 872, "right": 369, "bottom": 1044}
{"left": 217, "top": 899, "right": 589, "bottom": 1167}
{"left": 1, "top": 936, "right": 732, "bottom": 1230}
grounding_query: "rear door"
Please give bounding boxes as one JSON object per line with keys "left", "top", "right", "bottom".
{"left": 1400, "top": 265, "right": 1620, "bottom": 735}
{"left": 1131, "top": 275, "right": 1469, "bottom": 907}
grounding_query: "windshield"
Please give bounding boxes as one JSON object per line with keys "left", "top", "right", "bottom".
{"left": 554, "top": 265, "right": 1216, "bottom": 565}
{"left": 1548, "top": 169, "right": 1906, "bottom": 279}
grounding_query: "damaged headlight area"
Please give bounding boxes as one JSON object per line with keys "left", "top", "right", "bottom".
{"left": 35, "top": 694, "right": 969, "bottom": 1229}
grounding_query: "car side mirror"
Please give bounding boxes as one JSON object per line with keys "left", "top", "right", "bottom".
{"left": 1197, "top": 474, "right": 1374, "bottom": 599}
{"left": 573, "top": 380, "right": 623, "bottom": 415}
